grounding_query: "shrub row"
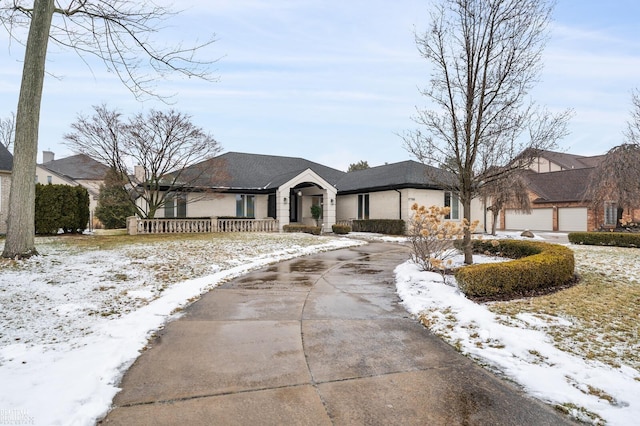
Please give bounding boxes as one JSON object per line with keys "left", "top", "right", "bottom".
{"left": 283, "top": 224, "right": 321, "bottom": 235}
{"left": 454, "top": 240, "right": 575, "bottom": 299}
{"left": 568, "top": 232, "right": 640, "bottom": 248}
{"left": 331, "top": 224, "right": 351, "bottom": 234}
{"left": 35, "top": 184, "right": 90, "bottom": 235}
{"left": 351, "top": 219, "right": 405, "bottom": 235}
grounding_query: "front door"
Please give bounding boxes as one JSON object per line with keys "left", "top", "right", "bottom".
{"left": 289, "top": 190, "right": 299, "bottom": 222}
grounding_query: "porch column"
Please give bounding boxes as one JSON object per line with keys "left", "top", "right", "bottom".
{"left": 322, "top": 188, "right": 337, "bottom": 230}
{"left": 276, "top": 188, "right": 290, "bottom": 231}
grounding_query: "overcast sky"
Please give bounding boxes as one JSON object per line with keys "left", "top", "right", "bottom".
{"left": 1, "top": 0, "right": 639, "bottom": 171}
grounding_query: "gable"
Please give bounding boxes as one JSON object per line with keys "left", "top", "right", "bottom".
{"left": 180, "top": 152, "right": 346, "bottom": 190}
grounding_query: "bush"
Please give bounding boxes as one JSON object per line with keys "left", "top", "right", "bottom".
{"left": 283, "top": 224, "right": 321, "bottom": 235}
{"left": 454, "top": 240, "right": 575, "bottom": 299}
{"left": 95, "top": 168, "right": 137, "bottom": 229}
{"left": 35, "top": 184, "right": 90, "bottom": 235}
{"left": 332, "top": 224, "right": 351, "bottom": 234}
{"left": 352, "top": 219, "right": 405, "bottom": 235}
{"left": 568, "top": 232, "right": 640, "bottom": 248}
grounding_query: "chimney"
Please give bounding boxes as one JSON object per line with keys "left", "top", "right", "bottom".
{"left": 134, "top": 165, "right": 145, "bottom": 182}
{"left": 42, "top": 151, "right": 55, "bottom": 163}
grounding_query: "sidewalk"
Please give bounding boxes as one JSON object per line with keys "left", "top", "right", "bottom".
{"left": 100, "top": 242, "right": 573, "bottom": 425}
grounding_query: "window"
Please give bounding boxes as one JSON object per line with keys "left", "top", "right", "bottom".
{"left": 444, "top": 192, "right": 459, "bottom": 220}
{"left": 357, "top": 194, "right": 369, "bottom": 220}
{"left": 47, "top": 175, "right": 52, "bottom": 184}
{"left": 164, "top": 193, "right": 187, "bottom": 218}
{"left": 236, "top": 194, "right": 255, "bottom": 218}
{"left": 604, "top": 202, "right": 618, "bottom": 226}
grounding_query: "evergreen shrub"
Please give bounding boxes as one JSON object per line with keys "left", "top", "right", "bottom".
{"left": 332, "top": 224, "right": 351, "bottom": 234}
{"left": 283, "top": 224, "right": 321, "bottom": 235}
{"left": 454, "top": 240, "right": 575, "bottom": 299}
{"left": 35, "top": 184, "right": 90, "bottom": 235}
{"left": 568, "top": 232, "right": 640, "bottom": 248}
{"left": 351, "top": 219, "right": 405, "bottom": 235}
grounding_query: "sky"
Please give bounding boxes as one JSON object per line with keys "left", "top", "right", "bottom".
{"left": 1, "top": 0, "right": 639, "bottom": 171}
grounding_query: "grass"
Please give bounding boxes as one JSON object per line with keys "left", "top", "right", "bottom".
{"left": 489, "top": 245, "right": 640, "bottom": 371}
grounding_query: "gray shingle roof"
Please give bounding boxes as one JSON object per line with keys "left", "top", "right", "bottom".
{"left": 0, "top": 144, "right": 12, "bottom": 172}
{"left": 183, "top": 152, "right": 346, "bottom": 190}
{"left": 533, "top": 149, "right": 604, "bottom": 170}
{"left": 524, "top": 168, "right": 593, "bottom": 203}
{"left": 336, "top": 160, "right": 454, "bottom": 194}
{"left": 40, "top": 154, "right": 109, "bottom": 180}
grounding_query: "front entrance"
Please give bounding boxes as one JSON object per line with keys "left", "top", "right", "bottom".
{"left": 289, "top": 190, "right": 300, "bottom": 222}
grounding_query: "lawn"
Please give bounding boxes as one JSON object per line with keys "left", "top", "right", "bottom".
{"left": 0, "top": 232, "right": 364, "bottom": 425}
{"left": 395, "top": 241, "right": 640, "bottom": 425}
{"left": 489, "top": 245, "right": 640, "bottom": 372}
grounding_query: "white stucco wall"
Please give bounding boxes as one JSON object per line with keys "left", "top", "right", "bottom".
{"left": 337, "top": 188, "right": 487, "bottom": 233}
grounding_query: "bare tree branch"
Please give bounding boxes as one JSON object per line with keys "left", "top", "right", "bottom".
{"left": 0, "top": 111, "right": 15, "bottom": 152}
{"left": 403, "top": 0, "right": 570, "bottom": 264}
{"left": 64, "top": 105, "right": 227, "bottom": 218}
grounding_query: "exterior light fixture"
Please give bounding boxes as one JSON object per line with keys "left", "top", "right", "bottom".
{"left": 283, "top": 197, "right": 288, "bottom": 204}
{"left": 330, "top": 199, "right": 334, "bottom": 205}
{"left": 297, "top": 190, "right": 302, "bottom": 197}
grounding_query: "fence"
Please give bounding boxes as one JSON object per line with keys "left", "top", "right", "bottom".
{"left": 128, "top": 217, "right": 279, "bottom": 235}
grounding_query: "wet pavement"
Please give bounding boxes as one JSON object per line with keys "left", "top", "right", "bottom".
{"left": 101, "top": 242, "right": 574, "bottom": 425}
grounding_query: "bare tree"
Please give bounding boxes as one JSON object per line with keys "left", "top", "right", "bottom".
{"left": 480, "top": 171, "right": 531, "bottom": 235}
{"left": 347, "top": 160, "right": 370, "bottom": 172}
{"left": 586, "top": 92, "right": 640, "bottom": 224}
{"left": 403, "top": 0, "right": 570, "bottom": 264}
{"left": 65, "top": 105, "right": 226, "bottom": 219}
{"left": 0, "top": 111, "right": 15, "bottom": 152}
{"left": 624, "top": 90, "right": 640, "bottom": 145}
{"left": 1, "top": 0, "right": 218, "bottom": 258}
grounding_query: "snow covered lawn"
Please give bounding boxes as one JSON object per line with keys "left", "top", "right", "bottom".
{"left": 0, "top": 232, "right": 364, "bottom": 426}
{"left": 395, "top": 237, "right": 640, "bottom": 426}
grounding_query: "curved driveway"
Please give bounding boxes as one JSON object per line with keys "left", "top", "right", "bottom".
{"left": 102, "top": 242, "right": 573, "bottom": 425}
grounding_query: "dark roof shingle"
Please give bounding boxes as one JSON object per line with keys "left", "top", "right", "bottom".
{"left": 0, "top": 144, "right": 13, "bottom": 172}
{"left": 40, "top": 154, "right": 109, "bottom": 180}
{"left": 336, "top": 160, "right": 454, "bottom": 194}
{"left": 524, "top": 168, "right": 593, "bottom": 203}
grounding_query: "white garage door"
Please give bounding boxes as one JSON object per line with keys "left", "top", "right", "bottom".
{"left": 505, "top": 208, "right": 553, "bottom": 231}
{"left": 558, "top": 207, "right": 588, "bottom": 232}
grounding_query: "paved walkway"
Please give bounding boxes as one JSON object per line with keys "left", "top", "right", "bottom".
{"left": 101, "top": 242, "right": 573, "bottom": 425}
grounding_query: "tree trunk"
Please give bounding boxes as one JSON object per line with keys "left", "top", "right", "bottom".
{"left": 491, "top": 210, "right": 499, "bottom": 236}
{"left": 2, "top": 0, "right": 54, "bottom": 258}
{"left": 462, "top": 196, "right": 473, "bottom": 265}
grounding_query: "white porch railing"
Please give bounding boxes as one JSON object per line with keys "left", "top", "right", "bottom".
{"left": 216, "top": 218, "right": 279, "bottom": 233}
{"left": 128, "top": 217, "right": 279, "bottom": 235}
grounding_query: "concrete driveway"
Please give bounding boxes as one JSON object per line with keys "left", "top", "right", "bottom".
{"left": 101, "top": 242, "right": 573, "bottom": 425}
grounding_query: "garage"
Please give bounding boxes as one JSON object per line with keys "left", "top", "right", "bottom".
{"left": 504, "top": 208, "right": 553, "bottom": 231}
{"left": 558, "top": 207, "right": 588, "bottom": 232}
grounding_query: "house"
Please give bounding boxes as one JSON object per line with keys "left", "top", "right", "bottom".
{"left": 36, "top": 151, "right": 110, "bottom": 227}
{"left": 500, "top": 150, "right": 606, "bottom": 232}
{"left": 0, "top": 144, "right": 12, "bottom": 234}
{"left": 141, "top": 151, "right": 486, "bottom": 232}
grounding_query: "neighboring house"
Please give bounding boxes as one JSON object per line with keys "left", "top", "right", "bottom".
{"left": 36, "top": 151, "right": 110, "bottom": 227}
{"left": 501, "top": 150, "right": 606, "bottom": 232}
{"left": 0, "top": 144, "right": 12, "bottom": 234}
{"left": 140, "top": 151, "right": 486, "bottom": 232}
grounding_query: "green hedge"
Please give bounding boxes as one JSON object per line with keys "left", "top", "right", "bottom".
{"left": 352, "top": 219, "right": 405, "bottom": 235}
{"left": 454, "top": 240, "right": 575, "bottom": 299}
{"left": 568, "top": 232, "right": 640, "bottom": 248}
{"left": 283, "top": 224, "right": 321, "bottom": 235}
{"left": 332, "top": 224, "right": 351, "bottom": 235}
{"left": 35, "top": 184, "right": 90, "bottom": 235}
